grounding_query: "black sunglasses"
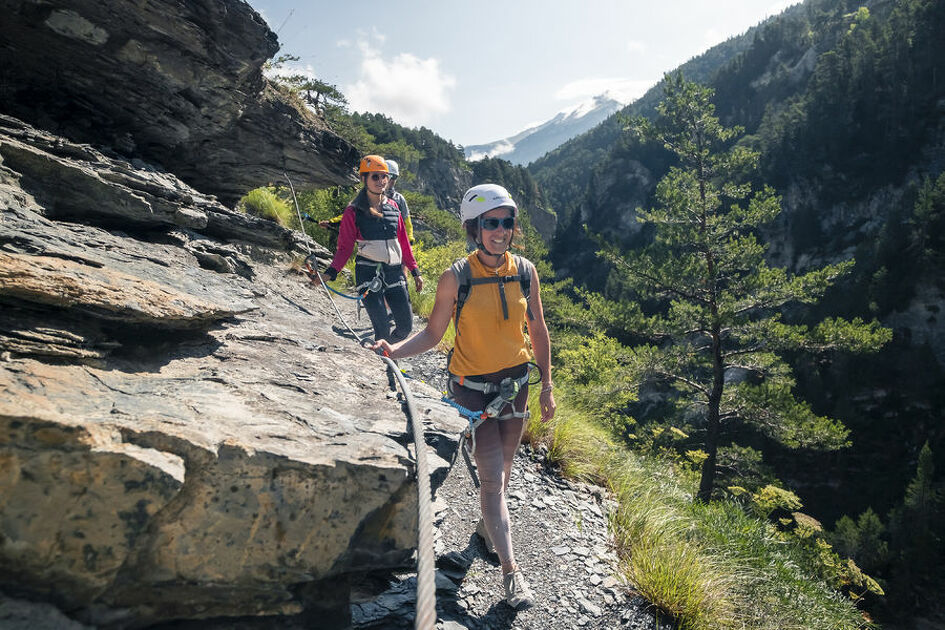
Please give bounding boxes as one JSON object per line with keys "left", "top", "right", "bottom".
{"left": 369, "top": 173, "right": 389, "bottom": 182}
{"left": 480, "top": 216, "right": 515, "bottom": 231}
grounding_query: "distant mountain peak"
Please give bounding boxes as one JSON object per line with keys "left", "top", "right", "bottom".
{"left": 465, "top": 92, "right": 626, "bottom": 165}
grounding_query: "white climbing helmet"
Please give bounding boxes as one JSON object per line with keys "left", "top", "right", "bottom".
{"left": 386, "top": 159, "right": 400, "bottom": 177}
{"left": 459, "top": 184, "right": 517, "bottom": 224}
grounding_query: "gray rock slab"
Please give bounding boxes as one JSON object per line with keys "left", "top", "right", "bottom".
{"left": 0, "top": 128, "right": 465, "bottom": 626}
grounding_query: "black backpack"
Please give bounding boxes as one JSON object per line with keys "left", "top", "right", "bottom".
{"left": 450, "top": 254, "right": 535, "bottom": 335}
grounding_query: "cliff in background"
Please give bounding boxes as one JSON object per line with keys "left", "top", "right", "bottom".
{"left": 0, "top": 0, "right": 360, "bottom": 205}
{"left": 0, "top": 2, "right": 464, "bottom": 628}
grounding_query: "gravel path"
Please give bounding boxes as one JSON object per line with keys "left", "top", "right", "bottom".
{"left": 351, "top": 344, "right": 675, "bottom": 630}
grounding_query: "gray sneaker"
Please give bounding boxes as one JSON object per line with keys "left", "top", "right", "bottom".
{"left": 503, "top": 569, "right": 534, "bottom": 610}
{"left": 476, "top": 517, "right": 495, "bottom": 555}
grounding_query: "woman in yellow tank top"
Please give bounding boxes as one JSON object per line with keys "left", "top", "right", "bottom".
{"left": 371, "top": 183, "right": 556, "bottom": 611}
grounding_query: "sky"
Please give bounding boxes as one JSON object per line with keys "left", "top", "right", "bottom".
{"left": 247, "top": 0, "right": 798, "bottom": 147}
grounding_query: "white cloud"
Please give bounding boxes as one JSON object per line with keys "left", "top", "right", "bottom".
{"left": 264, "top": 62, "right": 318, "bottom": 82}
{"left": 466, "top": 141, "right": 515, "bottom": 162}
{"left": 626, "top": 40, "right": 646, "bottom": 54}
{"left": 369, "top": 26, "right": 386, "bottom": 45}
{"left": 344, "top": 40, "right": 455, "bottom": 128}
{"left": 554, "top": 77, "right": 653, "bottom": 104}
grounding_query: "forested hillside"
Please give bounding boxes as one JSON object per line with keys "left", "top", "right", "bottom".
{"left": 527, "top": 4, "right": 805, "bottom": 221}
{"left": 527, "top": 0, "right": 945, "bottom": 625}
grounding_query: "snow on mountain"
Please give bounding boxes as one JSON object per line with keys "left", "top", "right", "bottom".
{"left": 465, "top": 92, "right": 627, "bottom": 166}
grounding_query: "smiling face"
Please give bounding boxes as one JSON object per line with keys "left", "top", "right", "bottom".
{"left": 478, "top": 206, "right": 516, "bottom": 252}
{"left": 364, "top": 171, "right": 389, "bottom": 194}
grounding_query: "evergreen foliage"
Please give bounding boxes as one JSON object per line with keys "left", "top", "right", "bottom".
{"left": 471, "top": 157, "right": 545, "bottom": 213}
{"left": 831, "top": 508, "right": 888, "bottom": 576}
{"left": 885, "top": 441, "right": 945, "bottom": 610}
{"left": 597, "top": 75, "right": 890, "bottom": 501}
{"left": 911, "top": 172, "right": 945, "bottom": 271}
{"left": 756, "top": 0, "right": 945, "bottom": 197}
{"left": 827, "top": 441, "right": 945, "bottom": 616}
{"left": 351, "top": 112, "right": 466, "bottom": 165}
{"left": 267, "top": 54, "right": 347, "bottom": 112}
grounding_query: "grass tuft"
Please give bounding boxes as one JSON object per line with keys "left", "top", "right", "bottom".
{"left": 241, "top": 187, "right": 294, "bottom": 227}
{"left": 524, "top": 386, "right": 871, "bottom": 630}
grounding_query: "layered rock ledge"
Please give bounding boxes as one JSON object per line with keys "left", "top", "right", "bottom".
{"left": 0, "top": 115, "right": 465, "bottom": 628}
{"left": 0, "top": 0, "right": 359, "bottom": 204}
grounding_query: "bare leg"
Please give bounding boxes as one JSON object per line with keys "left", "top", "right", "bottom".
{"left": 473, "top": 415, "right": 525, "bottom": 569}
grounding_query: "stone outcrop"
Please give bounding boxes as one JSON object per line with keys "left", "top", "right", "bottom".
{"left": 0, "top": 113, "right": 465, "bottom": 627}
{"left": 0, "top": 78, "right": 463, "bottom": 630}
{"left": 0, "top": 0, "right": 359, "bottom": 205}
{"left": 413, "top": 157, "right": 472, "bottom": 214}
{"left": 525, "top": 204, "right": 556, "bottom": 242}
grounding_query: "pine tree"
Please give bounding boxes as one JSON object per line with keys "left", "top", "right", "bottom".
{"left": 265, "top": 54, "right": 347, "bottom": 112}
{"left": 887, "top": 441, "right": 943, "bottom": 599}
{"left": 831, "top": 508, "right": 888, "bottom": 575}
{"left": 600, "top": 74, "right": 891, "bottom": 501}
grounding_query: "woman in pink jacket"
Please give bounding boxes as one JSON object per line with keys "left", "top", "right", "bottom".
{"left": 316, "top": 155, "right": 422, "bottom": 342}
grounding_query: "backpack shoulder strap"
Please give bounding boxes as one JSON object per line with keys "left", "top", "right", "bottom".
{"left": 513, "top": 255, "right": 536, "bottom": 321}
{"left": 450, "top": 257, "right": 472, "bottom": 335}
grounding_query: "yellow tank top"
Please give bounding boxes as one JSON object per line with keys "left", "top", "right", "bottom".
{"left": 449, "top": 252, "right": 531, "bottom": 376}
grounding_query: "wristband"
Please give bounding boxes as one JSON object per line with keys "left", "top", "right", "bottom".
{"left": 410, "top": 268, "right": 421, "bottom": 278}
{"left": 541, "top": 383, "right": 553, "bottom": 393}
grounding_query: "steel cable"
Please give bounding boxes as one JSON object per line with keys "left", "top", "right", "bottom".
{"left": 379, "top": 353, "right": 438, "bottom": 630}
{"left": 284, "top": 173, "right": 437, "bottom": 629}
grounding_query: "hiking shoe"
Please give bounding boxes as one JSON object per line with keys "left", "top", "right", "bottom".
{"left": 476, "top": 517, "right": 495, "bottom": 555}
{"left": 503, "top": 569, "right": 535, "bottom": 610}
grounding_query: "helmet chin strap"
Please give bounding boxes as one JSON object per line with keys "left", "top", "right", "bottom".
{"left": 477, "top": 238, "right": 507, "bottom": 258}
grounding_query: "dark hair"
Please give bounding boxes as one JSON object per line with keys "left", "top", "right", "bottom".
{"left": 359, "top": 175, "right": 384, "bottom": 218}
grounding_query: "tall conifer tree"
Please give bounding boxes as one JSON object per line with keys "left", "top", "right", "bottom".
{"left": 601, "top": 74, "right": 890, "bottom": 501}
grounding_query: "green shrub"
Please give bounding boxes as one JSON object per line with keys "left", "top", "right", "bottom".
{"left": 294, "top": 185, "right": 357, "bottom": 249}
{"left": 407, "top": 192, "right": 465, "bottom": 244}
{"left": 408, "top": 239, "right": 467, "bottom": 350}
{"left": 241, "top": 187, "right": 294, "bottom": 227}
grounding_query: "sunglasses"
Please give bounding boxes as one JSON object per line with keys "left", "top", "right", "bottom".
{"left": 480, "top": 216, "right": 515, "bottom": 231}
{"left": 369, "top": 173, "right": 390, "bottom": 182}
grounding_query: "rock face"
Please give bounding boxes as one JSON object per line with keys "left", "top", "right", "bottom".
{"left": 413, "top": 157, "right": 472, "bottom": 214}
{"left": 0, "top": 113, "right": 465, "bottom": 627}
{"left": 0, "top": 0, "right": 359, "bottom": 205}
{"left": 0, "top": 55, "right": 463, "bottom": 630}
{"left": 528, "top": 204, "right": 558, "bottom": 243}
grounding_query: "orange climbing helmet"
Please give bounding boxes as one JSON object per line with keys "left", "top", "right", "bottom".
{"left": 358, "top": 155, "right": 389, "bottom": 174}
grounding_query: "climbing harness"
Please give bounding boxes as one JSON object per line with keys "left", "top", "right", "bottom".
{"left": 285, "top": 173, "right": 436, "bottom": 630}
{"left": 443, "top": 363, "right": 541, "bottom": 488}
{"left": 302, "top": 254, "right": 385, "bottom": 302}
